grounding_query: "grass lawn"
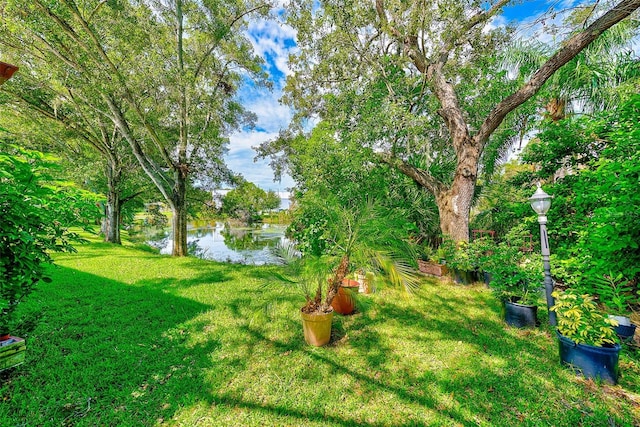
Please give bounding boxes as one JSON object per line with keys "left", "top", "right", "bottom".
{"left": 1, "top": 235, "right": 639, "bottom": 426}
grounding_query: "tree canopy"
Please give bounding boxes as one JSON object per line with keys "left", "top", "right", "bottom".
{"left": 1, "top": 0, "right": 270, "bottom": 255}
{"left": 221, "top": 180, "right": 280, "bottom": 224}
{"left": 264, "top": 0, "right": 640, "bottom": 242}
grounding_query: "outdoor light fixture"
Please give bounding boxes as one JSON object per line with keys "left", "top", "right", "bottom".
{"left": 530, "top": 183, "right": 556, "bottom": 326}
{"left": 530, "top": 184, "right": 552, "bottom": 219}
{"left": 0, "top": 61, "right": 19, "bottom": 86}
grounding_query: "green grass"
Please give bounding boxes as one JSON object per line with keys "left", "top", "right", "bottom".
{"left": 2, "top": 236, "right": 639, "bottom": 426}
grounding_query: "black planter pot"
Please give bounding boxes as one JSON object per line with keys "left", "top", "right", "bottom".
{"left": 452, "top": 269, "right": 473, "bottom": 285}
{"left": 614, "top": 323, "right": 637, "bottom": 342}
{"left": 482, "top": 271, "right": 492, "bottom": 287}
{"left": 556, "top": 331, "right": 621, "bottom": 384}
{"left": 503, "top": 300, "right": 538, "bottom": 328}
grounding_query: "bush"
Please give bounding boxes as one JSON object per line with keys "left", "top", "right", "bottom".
{"left": 551, "top": 291, "right": 618, "bottom": 347}
{"left": 482, "top": 225, "right": 543, "bottom": 304}
{"left": 0, "top": 148, "right": 99, "bottom": 334}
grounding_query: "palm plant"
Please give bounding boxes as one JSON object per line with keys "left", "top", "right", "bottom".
{"left": 502, "top": 15, "right": 639, "bottom": 121}
{"left": 275, "top": 196, "right": 421, "bottom": 315}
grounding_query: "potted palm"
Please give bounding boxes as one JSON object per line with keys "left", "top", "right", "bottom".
{"left": 274, "top": 198, "right": 420, "bottom": 346}
{"left": 551, "top": 290, "right": 621, "bottom": 384}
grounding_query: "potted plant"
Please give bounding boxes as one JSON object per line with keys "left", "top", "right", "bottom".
{"left": 424, "top": 238, "right": 456, "bottom": 279}
{"left": 484, "top": 226, "right": 543, "bottom": 328}
{"left": 331, "top": 276, "right": 360, "bottom": 315}
{"left": 468, "top": 236, "right": 496, "bottom": 286}
{"left": 551, "top": 290, "right": 621, "bottom": 384}
{"left": 443, "top": 238, "right": 476, "bottom": 285}
{"left": 273, "top": 197, "right": 420, "bottom": 346}
{"left": 417, "top": 245, "right": 448, "bottom": 277}
{"left": 592, "top": 273, "right": 637, "bottom": 341}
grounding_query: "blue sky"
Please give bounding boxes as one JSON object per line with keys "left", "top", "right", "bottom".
{"left": 225, "top": 1, "right": 584, "bottom": 192}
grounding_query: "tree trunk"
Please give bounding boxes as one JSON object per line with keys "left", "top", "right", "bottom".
{"left": 434, "top": 179, "right": 475, "bottom": 242}
{"left": 323, "top": 254, "right": 350, "bottom": 311}
{"left": 434, "top": 138, "right": 480, "bottom": 242}
{"left": 103, "top": 189, "right": 122, "bottom": 244}
{"left": 171, "top": 170, "right": 188, "bottom": 257}
{"left": 102, "top": 157, "right": 122, "bottom": 244}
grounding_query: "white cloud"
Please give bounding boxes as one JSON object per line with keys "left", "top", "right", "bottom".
{"left": 225, "top": 137, "right": 295, "bottom": 190}
{"left": 221, "top": 12, "right": 298, "bottom": 191}
{"left": 247, "top": 17, "right": 298, "bottom": 77}
{"left": 228, "top": 129, "right": 278, "bottom": 152}
{"left": 246, "top": 94, "right": 294, "bottom": 132}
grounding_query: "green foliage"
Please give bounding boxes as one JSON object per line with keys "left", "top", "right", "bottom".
{"left": 0, "top": 147, "right": 99, "bottom": 333}
{"left": 221, "top": 181, "right": 279, "bottom": 225}
{"left": 551, "top": 291, "right": 619, "bottom": 347}
{"left": 520, "top": 95, "right": 640, "bottom": 295}
{"left": 480, "top": 225, "right": 543, "bottom": 304}
{"left": 445, "top": 241, "right": 475, "bottom": 272}
{"left": 436, "top": 235, "right": 457, "bottom": 265}
{"left": 287, "top": 194, "right": 330, "bottom": 257}
{"left": 276, "top": 196, "right": 420, "bottom": 312}
{"left": 258, "top": 121, "right": 440, "bottom": 246}
{"left": 142, "top": 203, "right": 169, "bottom": 228}
{"left": 471, "top": 161, "right": 542, "bottom": 239}
{"left": 591, "top": 273, "right": 637, "bottom": 316}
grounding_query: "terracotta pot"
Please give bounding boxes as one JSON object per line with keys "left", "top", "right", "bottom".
{"left": 331, "top": 280, "right": 359, "bottom": 315}
{"left": 0, "top": 62, "right": 18, "bottom": 85}
{"left": 301, "top": 309, "right": 333, "bottom": 347}
{"left": 417, "top": 260, "right": 448, "bottom": 277}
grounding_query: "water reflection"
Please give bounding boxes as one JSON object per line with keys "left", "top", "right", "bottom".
{"left": 146, "top": 221, "right": 288, "bottom": 265}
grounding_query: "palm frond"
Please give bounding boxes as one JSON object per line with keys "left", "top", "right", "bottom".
{"left": 374, "top": 251, "right": 422, "bottom": 294}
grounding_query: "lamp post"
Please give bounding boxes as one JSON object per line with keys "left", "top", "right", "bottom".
{"left": 529, "top": 183, "right": 556, "bottom": 326}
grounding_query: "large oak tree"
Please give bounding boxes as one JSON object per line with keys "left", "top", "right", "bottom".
{"left": 275, "top": 0, "right": 640, "bottom": 242}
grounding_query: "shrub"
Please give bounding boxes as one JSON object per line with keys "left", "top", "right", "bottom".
{"left": 551, "top": 290, "right": 618, "bottom": 347}
{"left": 0, "top": 148, "right": 99, "bottom": 334}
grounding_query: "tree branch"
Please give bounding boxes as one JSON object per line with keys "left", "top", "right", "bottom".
{"left": 104, "top": 95, "right": 173, "bottom": 201}
{"left": 194, "top": 3, "right": 270, "bottom": 78}
{"left": 474, "top": 0, "right": 640, "bottom": 147}
{"left": 5, "top": 88, "right": 108, "bottom": 157}
{"left": 375, "top": 0, "right": 428, "bottom": 73}
{"left": 60, "top": 0, "right": 175, "bottom": 168}
{"left": 377, "top": 152, "right": 445, "bottom": 195}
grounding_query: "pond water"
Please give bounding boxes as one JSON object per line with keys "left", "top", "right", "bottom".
{"left": 145, "top": 221, "right": 289, "bottom": 265}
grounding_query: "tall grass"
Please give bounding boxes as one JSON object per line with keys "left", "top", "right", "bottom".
{"left": 1, "top": 236, "right": 638, "bottom": 426}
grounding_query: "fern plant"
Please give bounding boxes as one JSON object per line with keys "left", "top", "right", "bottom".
{"left": 591, "top": 273, "right": 637, "bottom": 316}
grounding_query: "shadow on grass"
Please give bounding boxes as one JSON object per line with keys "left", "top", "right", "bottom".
{"left": 3, "top": 257, "right": 636, "bottom": 426}
{"left": 228, "top": 294, "right": 557, "bottom": 426}
{"left": 1, "top": 266, "right": 219, "bottom": 426}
